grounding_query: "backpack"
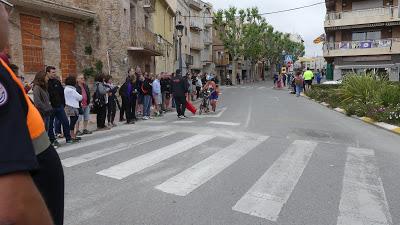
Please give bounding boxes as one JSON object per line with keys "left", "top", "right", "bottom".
{"left": 92, "top": 83, "right": 105, "bottom": 109}
{"left": 295, "top": 77, "right": 304, "bottom": 87}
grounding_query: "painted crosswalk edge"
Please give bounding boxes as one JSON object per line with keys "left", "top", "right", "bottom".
{"left": 337, "top": 147, "right": 393, "bottom": 225}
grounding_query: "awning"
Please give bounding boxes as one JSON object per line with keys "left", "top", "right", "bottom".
{"left": 10, "top": 0, "right": 95, "bottom": 20}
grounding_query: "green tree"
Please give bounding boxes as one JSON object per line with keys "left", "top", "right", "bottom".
{"left": 214, "top": 7, "right": 246, "bottom": 85}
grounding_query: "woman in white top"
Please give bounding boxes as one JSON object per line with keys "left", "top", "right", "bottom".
{"left": 64, "top": 75, "right": 83, "bottom": 141}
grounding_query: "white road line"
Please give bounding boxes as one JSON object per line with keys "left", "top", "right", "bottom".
{"left": 245, "top": 98, "right": 252, "bottom": 128}
{"left": 257, "top": 87, "right": 265, "bottom": 90}
{"left": 208, "top": 121, "right": 240, "bottom": 126}
{"left": 142, "top": 120, "right": 167, "bottom": 124}
{"left": 62, "top": 131, "right": 176, "bottom": 167}
{"left": 57, "top": 129, "right": 146, "bottom": 154}
{"left": 232, "top": 140, "right": 318, "bottom": 221}
{"left": 192, "top": 107, "right": 227, "bottom": 118}
{"left": 173, "top": 121, "right": 195, "bottom": 124}
{"left": 337, "top": 147, "right": 393, "bottom": 225}
{"left": 96, "top": 134, "right": 215, "bottom": 180}
{"left": 155, "top": 136, "right": 269, "bottom": 196}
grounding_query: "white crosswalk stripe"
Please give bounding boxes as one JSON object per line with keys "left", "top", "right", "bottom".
{"left": 192, "top": 107, "right": 227, "bottom": 118}
{"left": 57, "top": 129, "right": 147, "bottom": 154}
{"left": 208, "top": 121, "right": 240, "bottom": 126}
{"left": 232, "top": 140, "right": 318, "bottom": 221}
{"left": 62, "top": 131, "right": 176, "bottom": 167}
{"left": 96, "top": 134, "right": 215, "bottom": 180}
{"left": 337, "top": 147, "right": 393, "bottom": 225}
{"left": 155, "top": 136, "right": 269, "bottom": 196}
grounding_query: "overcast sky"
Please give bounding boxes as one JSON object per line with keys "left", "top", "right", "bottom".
{"left": 207, "top": 0, "right": 326, "bottom": 57}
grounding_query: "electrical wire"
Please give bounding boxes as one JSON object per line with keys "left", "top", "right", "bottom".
{"left": 181, "top": 1, "right": 325, "bottom": 19}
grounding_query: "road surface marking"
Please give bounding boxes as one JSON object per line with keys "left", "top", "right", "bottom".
{"left": 173, "top": 120, "right": 195, "bottom": 124}
{"left": 208, "top": 121, "right": 240, "bottom": 126}
{"left": 258, "top": 87, "right": 266, "bottom": 90}
{"left": 337, "top": 147, "right": 393, "bottom": 225}
{"left": 142, "top": 120, "right": 167, "bottom": 124}
{"left": 245, "top": 98, "right": 252, "bottom": 128}
{"left": 96, "top": 134, "right": 215, "bottom": 180}
{"left": 57, "top": 129, "right": 146, "bottom": 154}
{"left": 155, "top": 136, "right": 269, "bottom": 196}
{"left": 192, "top": 107, "right": 227, "bottom": 118}
{"left": 232, "top": 140, "right": 318, "bottom": 221}
{"left": 62, "top": 131, "right": 176, "bottom": 167}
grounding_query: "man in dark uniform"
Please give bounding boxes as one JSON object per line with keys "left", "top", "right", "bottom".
{"left": 171, "top": 69, "right": 189, "bottom": 119}
{"left": 0, "top": 1, "right": 64, "bottom": 224}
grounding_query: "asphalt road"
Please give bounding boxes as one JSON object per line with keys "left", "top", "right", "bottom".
{"left": 61, "top": 81, "right": 400, "bottom": 225}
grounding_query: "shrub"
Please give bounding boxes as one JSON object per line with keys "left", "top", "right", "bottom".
{"left": 377, "top": 84, "right": 400, "bottom": 107}
{"left": 339, "top": 73, "right": 383, "bottom": 105}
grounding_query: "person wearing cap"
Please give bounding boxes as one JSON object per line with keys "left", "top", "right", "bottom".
{"left": 0, "top": 1, "right": 64, "bottom": 224}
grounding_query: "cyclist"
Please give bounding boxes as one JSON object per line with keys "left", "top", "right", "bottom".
{"left": 202, "top": 75, "right": 219, "bottom": 112}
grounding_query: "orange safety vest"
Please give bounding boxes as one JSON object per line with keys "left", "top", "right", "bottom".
{"left": 0, "top": 59, "right": 50, "bottom": 155}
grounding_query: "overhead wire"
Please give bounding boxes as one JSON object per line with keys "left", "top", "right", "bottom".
{"left": 180, "top": 1, "right": 326, "bottom": 19}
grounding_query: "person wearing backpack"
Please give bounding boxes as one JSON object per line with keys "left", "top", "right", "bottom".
{"left": 93, "top": 73, "right": 109, "bottom": 130}
{"left": 294, "top": 71, "right": 304, "bottom": 97}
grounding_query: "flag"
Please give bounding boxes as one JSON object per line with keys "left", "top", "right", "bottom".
{"left": 313, "top": 34, "right": 326, "bottom": 44}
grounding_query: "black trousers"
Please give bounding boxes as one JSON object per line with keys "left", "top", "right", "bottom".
{"left": 107, "top": 100, "right": 117, "bottom": 124}
{"left": 174, "top": 96, "right": 186, "bottom": 117}
{"left": 124, "top": 96, "right": 137, "bottom": 123}
{"left": 119, "top": 98, "right": 125, "bottom": 121}
{"left": 96, "top": 105, "right": 107, "bottom": 128}
{"left": 31, "top": 146, "right": 64, "bottom": 225}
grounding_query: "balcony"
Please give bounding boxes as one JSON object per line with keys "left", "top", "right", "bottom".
{"left": 190, "top": 33, "right": 204, "bottom": 50}
{"left": 185, "top": 54, "right": 193, "bottom": 65}
{"left": 214, "top": 54, "right": 229, "bottom": 66}
{"left": 204, "top": 17, "right": 213, "bottom": 28}
{"left": 190, "top": 20, "right": 203, "bottom": 31}
{"left": 143, "top": 0, "right": 155, "bottom": 13}
{"left": 323, "top": 39, "right": 400, "bottom": 57}
{"left": 128, "top": 27, "right": 164, "bottom": 56}
{"left": 187, "top": 0, "right": 202, "bottom": 11}
{"left": 325, "top": 6, "right": 400, "bottom": 29}
{"left": 203, "top": 35, "right": 212, "bottom": 45}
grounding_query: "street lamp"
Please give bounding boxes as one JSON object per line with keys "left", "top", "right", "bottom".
{"left": 175, "top": 21, "right": 184, "bottom": 76}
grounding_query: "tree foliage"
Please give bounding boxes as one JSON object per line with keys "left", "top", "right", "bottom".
{"left": 213, "top": 6, "right": 305, "bottom": 78}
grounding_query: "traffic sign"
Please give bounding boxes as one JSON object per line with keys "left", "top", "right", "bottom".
{"left": 284, "top": 55, "right": 293, "bottom": 63}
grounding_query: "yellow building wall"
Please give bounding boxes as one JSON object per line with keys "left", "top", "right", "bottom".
{"left": 154, "top": 0, "right": 176, "bottom": 74}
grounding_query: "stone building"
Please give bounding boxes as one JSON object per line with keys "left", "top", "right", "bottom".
{"left": 186, "top": 0, "right": 213, "bottom": 74}
{"left": 175, "top": 0, "right": 191, "bottom": 75}
{"left": 7, "top": 0, "right": 95, "bottom": 80}
{"left": 7, "top": 0, "right": 167, "bottom": 83}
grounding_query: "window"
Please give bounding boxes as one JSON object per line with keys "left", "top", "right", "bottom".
{"left": 352, "top": 31, "right": 381, "bottom": 41}
{"left": 20, "top": 14, "right": 44, "bottom": 73}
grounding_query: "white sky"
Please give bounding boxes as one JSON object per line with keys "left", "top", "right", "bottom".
{"left": 206, "top": 0, "right": 326, "bottom": 57}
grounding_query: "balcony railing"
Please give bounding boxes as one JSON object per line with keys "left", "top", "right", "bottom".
{"left": 204, "top": 17, "right": 213, "bottom": 27}
{"left": 203, "top": 36, "right": 212, "bottom": 45}
{"left": 325, "top": 6, "right": 400, "bottom": 28}
{"left": 190, "top": 20, "right": 203, "bottom": 31}
{"left": 324, "top": 39, "right": 394, "bottom": 51}
{"left": 326, "top": 6, "right": 398, "bottom": 21}
{"left": 130, "top": 27, "right": 164, "bottom": 56}
{"left": 322, "top": 38, "right": 400, "bottom": 57}
{"left": 185, "top": 54, "right": 193, "bottom": 65}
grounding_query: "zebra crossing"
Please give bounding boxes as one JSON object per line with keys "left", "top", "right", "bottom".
{"left": 59, "top": 126, "right": 394, "bottom": 224}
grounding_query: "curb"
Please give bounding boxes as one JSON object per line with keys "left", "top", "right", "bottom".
{"left": 304, "top": 96, "right": 400, "bottom": 136}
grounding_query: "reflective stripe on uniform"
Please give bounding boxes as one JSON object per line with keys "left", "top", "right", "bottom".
{"left": 0, "top": 59, "right": 50, "bottom": 155}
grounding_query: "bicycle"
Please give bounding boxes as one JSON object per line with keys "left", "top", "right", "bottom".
{"left": 199, "top": 90, "right": 211, "bottom": 115}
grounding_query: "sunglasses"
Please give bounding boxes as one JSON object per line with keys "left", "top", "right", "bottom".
{"left": 0, "top": 0, "right": 13, "bottom": 15}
